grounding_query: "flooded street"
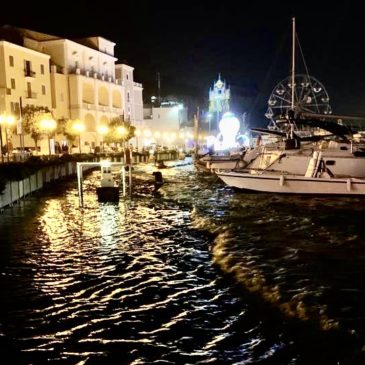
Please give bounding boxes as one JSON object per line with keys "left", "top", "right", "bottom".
{"left": 1, "top": 160, "right": 365, "bottom": 364}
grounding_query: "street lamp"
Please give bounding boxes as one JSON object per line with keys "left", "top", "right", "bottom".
{"left": 117, "top": 125, "right": 128, "bottom": 162}
{"left": 134, "top": 129, "right": 141, "bottom": 151}
{"left": 39, "top": 116, "right": 56, "bottom": 155}
{"left": 72, "top": 120, "right": 85, "bottom": 154}
{"left": 0, "top": 113, "right": 15, "bottom": 162}
{"left": 97, "top": 125, "right": 109, "bottom": 152}
{"left": 117, "top": 125, "right": 127, "bottom": 149}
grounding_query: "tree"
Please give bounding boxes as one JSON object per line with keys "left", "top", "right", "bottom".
{"left": 60, "top": 118, "right": 78, "bottom": 145}
{"left": 22, "top": 105, "right": 51, "bottom": 148}
{"left": 104, "top": 116, "right": 135, "bottom": 145}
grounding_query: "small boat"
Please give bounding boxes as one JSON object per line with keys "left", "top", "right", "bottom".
{"left": 195, "top": 147, "right": 249, "bottom": 172}
{"left": 96, "top": 164, "right": 120, "bottom": 202}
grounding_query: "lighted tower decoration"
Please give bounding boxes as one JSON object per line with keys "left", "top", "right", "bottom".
{"left": 208, "top": 74, "right": 230, "bottom": 132}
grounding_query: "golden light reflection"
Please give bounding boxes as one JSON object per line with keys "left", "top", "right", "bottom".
{"left": 195, "top": 213, "right": 339, "bottom": 332}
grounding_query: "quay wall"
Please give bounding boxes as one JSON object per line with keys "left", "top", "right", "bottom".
{"left": 0, "top": 151, "right": 178, "bottom": 210}
{"left": 0, "top": 162, "right": 80, "bottom": 210}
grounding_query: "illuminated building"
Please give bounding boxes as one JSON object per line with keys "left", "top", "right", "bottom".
{"left": 142, "top": 101, "right": 191, "bottom": 149}
{"left": 0, "top": 26, "right": 143, "bottom": 153}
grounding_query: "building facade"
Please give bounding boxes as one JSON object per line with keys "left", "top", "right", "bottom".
{"left": 142, "top": 102, "right": 192, "bottom": 149}
{"left": 0, "top": 26, "right": 143, "bottom": 154}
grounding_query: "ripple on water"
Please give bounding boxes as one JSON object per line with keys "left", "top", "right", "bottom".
{"left": 0, "top": 163, "right": 365, "bottom": 363}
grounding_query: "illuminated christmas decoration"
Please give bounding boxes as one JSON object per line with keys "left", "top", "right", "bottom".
{"left": 215, "top": 112, "right": 240, "bottom": 151}
{"left": 208, "top": 74, "right": 230, "bottom": 131}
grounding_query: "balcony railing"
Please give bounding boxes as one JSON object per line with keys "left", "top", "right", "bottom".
{"left": 69, "top": 68, "right": 115, "bottom": 83}
{"left": 25, "top": 91, "right": 37, "bottom": 99}
{"left": 111, "top": 107, "right": 122, "bottom": 114}
{"left": 82, "top": 102, "right": 96, "bottom": 110}
{"left": 98, "top": 105, "right": 110, "bottom": 112}
{"left": 24, "top": 69, "right": 36, "bottom": 77}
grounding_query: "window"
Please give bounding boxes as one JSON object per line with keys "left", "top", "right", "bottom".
{"left": 27, "top": 82, "right": 32, "bottom": 98}
{"left": 126, "top": 73, "right": 129, "bottom": 80}
{"left": 10, "top": 102, "right": 20, "bottom": 116}
{"left": 127, "top": 92, "right": 130, "bottom": 102}
{"left": 40, "top": 64, "right": 45, "bottom": 74}
{"left": 9, "top": 55, "right": 14, "bottom": 67}
{"left": 11, "top": 78, "right": 15, "bottom": 89}
{"left": 42, "top": 85, "right": 46, "bottom": 95}
{"left": 24, "top": 60, "right": 33, "bottom": 76}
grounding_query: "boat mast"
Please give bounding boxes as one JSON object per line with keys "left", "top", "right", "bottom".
{"left": 291, "top": 17, "right": 296, "bottom": 111}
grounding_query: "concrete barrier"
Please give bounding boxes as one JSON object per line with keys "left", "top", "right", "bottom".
{"left": 0, "top": 153, "right": 177, "bottom": 210}
{"left": 0, "top": 161, "right": 76, "bottom": 210}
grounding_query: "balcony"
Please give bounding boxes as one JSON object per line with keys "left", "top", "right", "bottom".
{"left": 98, "top": 105, "right": 110, "bottom": 112}
{"left": 24, "top": 69, "right": 36, "bottom": 77}
{"left": 82, "top": 102, "right": 96, "bottom": 110}
{"left": 111, "top": 107, "right": 122, "bottom": 114}
{"left": 25, "top": 91, "right": 37, "bottom": 99}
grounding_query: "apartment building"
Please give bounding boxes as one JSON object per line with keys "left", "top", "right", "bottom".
{"left": 0, "top": 26, "right": 143, "bottom": 153}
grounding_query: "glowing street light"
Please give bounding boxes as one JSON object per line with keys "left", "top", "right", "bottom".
{"left": 116, "top": 125, "right": 128, "bottom": 161}
{"left": 0, "top": 113, "right": 16, "bottom": 162}
{"left": 134, "top": 129, "right": 141, "bottom": 151}
{"left": 116, "top": 126, "right": 127, "bottom": 137}
{"left": 97, "top": 124, "right": 109, "bottom": 152}
{"left": 143, "top": 129, "right": 152, "bottom": 138}
{"left": 39, "top": 116, "right": 56, "bottom": 155}
{"left": 72, "top": 119, "right": 85, "bottom": 154}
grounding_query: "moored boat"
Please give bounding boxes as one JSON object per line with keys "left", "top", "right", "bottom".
{"left": 216, "top": 151, "right": 365, "bottom": 195}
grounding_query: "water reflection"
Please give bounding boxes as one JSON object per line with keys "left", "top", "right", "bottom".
{"left": 0, "top": 162, "right": 365, "bottom": 363}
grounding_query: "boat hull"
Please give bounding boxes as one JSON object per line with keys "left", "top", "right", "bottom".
{"left": 96, "top": 187, "right": 120, "bottom": 202}
{"left": 216, "top": 171, "right": 365, "bottom": 195}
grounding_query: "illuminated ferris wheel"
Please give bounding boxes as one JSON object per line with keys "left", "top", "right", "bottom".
{"left": 265, "top": 74, "right": 332, "bottom": 121}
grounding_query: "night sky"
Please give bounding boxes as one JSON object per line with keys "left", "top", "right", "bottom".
{"left": 1, "top": 1, "right": 365, "bottom": 127}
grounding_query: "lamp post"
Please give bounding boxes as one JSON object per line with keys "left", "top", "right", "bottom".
{"left": 97, "top": 125, "right": 109, "bottom": 152}
{"left": 0, "top": 114, "right": 15, "bottom": 162}
{"left": 72, "top": 120, "right": 85, "bottom": 154}
{"left": 134, "top": 129, "right": 141, "bottom": 152}
{"left": 117, "top": 125, "right": 127, "bottom": 161}
{"left": 39, "top": 116, "right": 56, "bottom": 155}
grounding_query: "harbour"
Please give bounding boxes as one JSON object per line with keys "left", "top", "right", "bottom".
{"left": 1, "top": 162, "right": 365, "bottom": 364}
{"left": 1, "top": 7, "right": 365, "bottom": 364}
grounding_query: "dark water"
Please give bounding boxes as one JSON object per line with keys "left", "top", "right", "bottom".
{"left": 1, "top": 160, "right": 365, "bottom": 364}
